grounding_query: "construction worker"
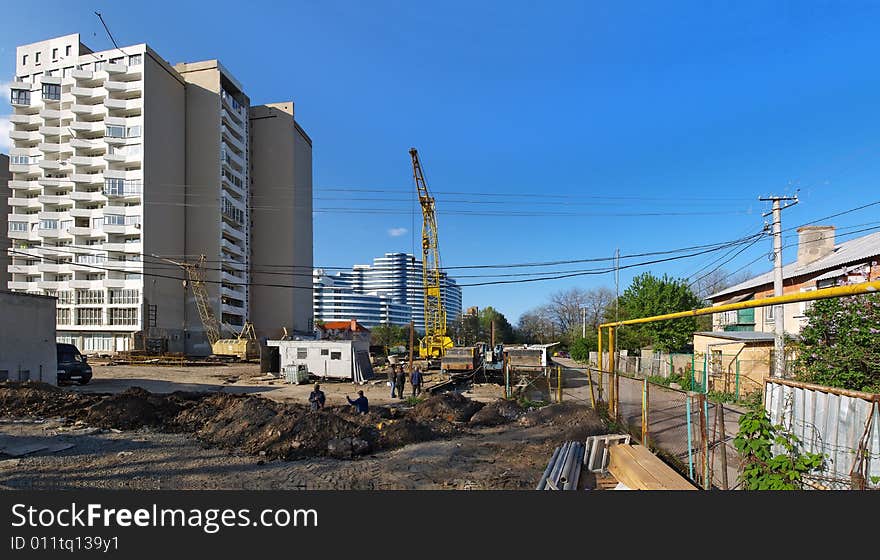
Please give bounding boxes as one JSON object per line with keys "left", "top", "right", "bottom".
{"left": 411, "top": 366, "right": 423, "bottom": 397}
{"left": 308, "top": 383, "right": 326, "bottom": 411}
{"left": 388, "top": 364, "right": 397, "bottom": 398}
{"left": 346, "top": 390, "right": 369, "bottom": 414}
{"left": 395, "top": 366, "right": 407, "bottom": 399}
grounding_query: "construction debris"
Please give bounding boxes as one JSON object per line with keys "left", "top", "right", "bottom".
{"left": 537, "top": 440, "right": 585, "bottom": 490}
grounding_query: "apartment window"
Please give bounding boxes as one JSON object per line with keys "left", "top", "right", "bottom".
{"left": 10, "top": 89, "right": 30, "bottom": 105}
{"left": 45, "top": 69, "right": 57, "bottom": 77}
{"left": 799, "top": 287, "right": 817, "bottom": 316}
{"left": 52, "top": 48, "right": 58, "bottom": 60}
{"left": 22, "top": 54, "right": 28, "bottom": 65}
{"left": 34, "top": 52, "right": 40, "bottom": 64}
{"left": 320, "top": 349, "right": 329, "bottom": 356}
{"left": 109, "top": 308, "right": 138, "bottom": 325}
{"left": 57, "top": 290, "right": 74, "bottom": 305}
{"left": 76, "top": 254, "right": 107, "bottom": 265}
{"left": 94, "top": 60, "right": 105, "bottom": 71}
{"left": 104, "top": 178, "right": 141, "bottom": 196}
{"left": 297, "top": 348, "right": 308, "bottom": 359}
{"left": 76, "top": 308, "right": 103, "bottom": 326}
{"left": 126, "top": 125, "right": 141, "bottom": 138}
{"left": 42, "top": 83, "right": 61, "bottom": 101}
{"left": 60, "top": 220, "right": 73, "bottom": 232}
{"left": 11, "top": 155, "right": 31, "bottom": 165}
{"left": 57, "top": 308, "right": 72, "bottom": 325}
{"left": 62, "top": 66, "right": 73, "bottom": 78}
{"left": 39, "top": 219, "right": 59, "bottom": 230}
{"left": 76, "top": 289, "right": 105, "bottom": 305}
{"left": 128, "top": 54, "right": 142, "bottom": 66}
{"left": 32, "top": 72, "right": 42, "bottom": 83}
{"left": 764, "top": 305, "right": 775, "bottom": 323}
{"left": 9, "top": 222, "right": 28, "bottom": 232}
{"left": 104, "top": 215, "right": 125, "bottom": 226}
{"left": 109, "top": 57, "right": 124, "bottom": 65}
{"left": 65, "top": 45, "right": 71, "bottom": 57}
{"left": 124, "top": 273, "right": 142, "bottom": 280}
{"left": 105, "top": 125, "right": 126, "bottom": 138}
{"left": 330, "top": 351, "right": 342, "bottom": 360}
{"left": 109, "top": 289, "right": 139, "bottom": 304}
{"left": 86, "top": 273, "right": 102, "bottom": 281}
{"left": 78, "top": 62, "right": 92, "bottom": 72}
{"left": 91, "top": 217, "right": 105, "bottom": 230}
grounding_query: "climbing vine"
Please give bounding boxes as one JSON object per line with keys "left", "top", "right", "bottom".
{"left": 733, "top": 408, "right": 825, "bottom": 490}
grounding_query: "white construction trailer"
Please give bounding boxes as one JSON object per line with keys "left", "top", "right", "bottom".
{"left": 267, "top": 339, "right": 374, "bottom": 383}
{"left": 0, "top": 291, "right": 57, "bottom": 384}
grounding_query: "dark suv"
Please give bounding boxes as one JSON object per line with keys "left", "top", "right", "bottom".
{"left": 56, "top": 343, "right": 92, "bottom": 385}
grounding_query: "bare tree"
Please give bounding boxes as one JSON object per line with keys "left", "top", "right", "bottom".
{"left": 546, "top": 287, "right": 615, "bottom": 339}
{"left": 691, "top": 268, "right": 754, "bottom": 301}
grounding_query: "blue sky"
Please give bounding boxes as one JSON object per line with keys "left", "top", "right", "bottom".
{"left": 3, "top": 1, "right": 880, "bottom": 322}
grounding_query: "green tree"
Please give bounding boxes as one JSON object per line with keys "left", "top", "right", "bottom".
{"left": 570, "top": 336, "right": 595, "bottom": 363}
{"left": 478, "top": 306, "right": 515, "bottom": 343}
{"left": 734, "top": 408, "right": 825, "bottom": 490}
{"left": 613, "top": 272, "right": 703, "bottom": 352}
{"left": 370, "top": 324, "right": 409, "bottom": 353}
{"left": 792, "top": 294, "right": 880, "bottom": 392}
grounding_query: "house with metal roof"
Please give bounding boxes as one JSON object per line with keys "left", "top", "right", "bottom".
{"left": 708, "top": 226, "right": 880, "bottom": 335}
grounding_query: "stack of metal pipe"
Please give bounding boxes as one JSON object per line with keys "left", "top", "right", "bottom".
{"left": 536, "top": 441, "right": 584, "bottom": 490}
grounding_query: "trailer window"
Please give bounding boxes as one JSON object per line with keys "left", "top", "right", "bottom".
{"left": 330, "top": 351, "right": 342, "bottom": 360}
{"left": 320, "top": 349, "right": 329, "bottom": 356}
{"left": 296, "top": 348, "right": 308, "bottom": 359}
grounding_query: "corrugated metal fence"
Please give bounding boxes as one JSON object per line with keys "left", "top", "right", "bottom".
{"left": 765, "top": 378, "right": 880, "bottom": 490}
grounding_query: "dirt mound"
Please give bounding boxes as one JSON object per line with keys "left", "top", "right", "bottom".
{"left": 410, "top": 393, "right": 484, "bottom": 423}
{"left": 82, "top": 387, "right": 189, "bottom": 430}
{"left": 517, "top": 402, "right": 605, "bottom": 440}
{"left": 377, "top": 418, "right": 441, "bottom": 448}
{"left": 469, "top": 399, "right": 524, "bottom": 426}
{"left": 0, "top": 381, "right": 98, "bottom": 418}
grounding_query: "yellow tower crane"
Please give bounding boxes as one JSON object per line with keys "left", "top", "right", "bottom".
{"left": 410, "top": 148, "right": 454, "bottom": 358}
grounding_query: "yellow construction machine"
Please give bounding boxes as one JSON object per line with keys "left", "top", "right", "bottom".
{"left": 410, "top": 148, "right": 454, "bottom": 358}
{"left": 161, "top": 255, "right": 259, "bottom": 361}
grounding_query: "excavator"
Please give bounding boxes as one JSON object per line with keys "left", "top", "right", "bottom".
{"left": 410, "top": 148, "right": 454, "bottom": 359}
{"left": 161, "top": 255, "right": 259, "bottom": 361}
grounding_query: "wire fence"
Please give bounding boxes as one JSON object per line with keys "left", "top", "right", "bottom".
{"left": 554, "top": 363, "right": 745, "bottom": 489}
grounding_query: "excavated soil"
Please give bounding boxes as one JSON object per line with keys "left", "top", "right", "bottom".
{"left": 0, "top": 382, "right": 464, "bottom": 461}
{"left": 469, "top": 399, "right": 525, "bottom": 426}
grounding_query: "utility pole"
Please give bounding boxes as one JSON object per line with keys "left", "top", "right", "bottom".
{"left": 581, "top": 307, "right": 586, "bottom": 338}
{"left": 408, "top": 321, "right": 415, "bottom": 374}
{"left": 759, "top": 194, "right": 798, "bottom": 378}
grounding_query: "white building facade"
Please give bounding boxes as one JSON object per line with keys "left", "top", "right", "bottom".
{"left": 313, "top": 252, "right": 462, "bottom": 333}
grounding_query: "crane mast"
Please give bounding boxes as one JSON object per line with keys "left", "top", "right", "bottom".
{"left": 410, "top": 148, "right": 453, "bottom": 358}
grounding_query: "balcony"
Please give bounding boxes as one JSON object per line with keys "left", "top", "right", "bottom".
{"left": 68, "top": 226, "right": 99, "bottom": 236}
{"left": 71, "top": 69, "right": 95, "bottom": 81}
{"left": 39, "top": 108, "right": 69, "bottom": 120}
{"left": 8, "top": 281, "right": 33, "bottom": 290}
{"left": 104, "top": 80, "right": 142, "bottom": 95}
{"left": 8, "top": 264, "right": 40, "bottom": 275}
{"left": 71, "top": 86, "right": 103, "bottom": 99}
{"left": 103, "top": 224, "right": 141, "bottom": 235}
{"left": 103, "top": 151, "right": 141, "bottom": 164}
{"left": 221, "top": 221, "right": 246, "bottom": 242}
{"left": 39, "top": 126, "right": 74, "bottom": 139}
{"left": 38, "top": 159, "right": 70, "bottom": 171}
{"left": 8, "top": 229, "right": 40, "bottom": 241}
{"left": 8, "top": 180, "right": 41, "bottom": 190}
{"left": 103, "top": 242, "right": 142, "bottom": 254}
{"left": 68, "top": 280, "right": 103, "bottom": 289}
{"left": 69, "top": 192, "right": 106, "bottom": 204}
{"left": 71, "top": 104, "right": 106, "bottom": 118}
{"left": 9, "top": 130, "right": 41, "bottom": 142}
{"left": 105, "top": 97, "right": 141, "bottom": 110}
{"left": 71, "top": 155, "right": 105, "bottom": 169}
{"left": 103, "top": 169, "right": 142, "bottom": 181}
{"left": 69, "top": 208, "right": 103, "bottom": 219}
{"left": 37, "top": 142, "right": 73, "bottom": 154}
{"left": 70, "top": 121, "right": 104, "bottom": 133}
{"left": 37, "top": 194, "right": 73, "bottom": 205}
{"left": 105, "top": 63, "right": 127, "bottom": 74}
{"left": 9, "top": 163, "right": 41, "bottom": 175}
{"left": 39, "top": 178, "right": 75, "bottom": 188}
{"left": 70, "top": 138, "right": 105, "bottom": 150}
{"left": 221, "top": 238, "right": 245, "bottom": 255}
{"left": 10, "top": 114, "right": 41, "bottom": 126}
{"left": 103, "top": 278, "right": 141, "bottom": 289}
{"left": 71, "top": 174, "right": 104, "bottom": 185}
{"left": 8, "top": 197, "right": 41, "bottom": 209}
{"left": 38, "top": 263, "right": 74, "bottom": 274}
{"left": 104, "top": 260, "right": 142, "bottom": 272}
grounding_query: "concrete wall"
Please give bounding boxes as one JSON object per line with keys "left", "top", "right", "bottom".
{"left": 142, "top": 50, "right": 188, "bottom": 353}
{"left": 0, "top": 154, "right": 9, "bottom": 290}
{"left": 174, "top": 62, "right": 222, "bottom": 354}
{"left": 0, "top": 291, "right": 57, "bottom": 384}
{"left": 249, "top": 103, "right": 314, "bottom": 340}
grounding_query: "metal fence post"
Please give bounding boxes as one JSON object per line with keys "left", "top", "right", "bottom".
{"left": 557, "top": 365, "right": 562, "bottom": 403}
{"left": 718, "top": 402, "right": 729, "bottom": 490}
{"left": 642, "top": 377, "right": 649, "bottom": 447}
{"left": 587, "top": 366, "right": 596, "bottom": 410}
{"left": 686, "top": 393, "right": 695, "bottom": 481}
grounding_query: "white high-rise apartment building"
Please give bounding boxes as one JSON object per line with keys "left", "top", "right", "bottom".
{"left": 313, "top": 252, "right": 462, "bottom": 333}
{"left": 5, "top": 34, "right": 313, "bottom": 354}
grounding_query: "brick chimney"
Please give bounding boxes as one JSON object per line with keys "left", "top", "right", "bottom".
{"left": 797, "top": 226, "right": 835, "bottom": 267}
{"left": 350, "top": 318, "right": 358, "bottom": 332}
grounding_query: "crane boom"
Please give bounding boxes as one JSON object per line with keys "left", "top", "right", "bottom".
{"left": 156, "top": 254, "right": 221, "bottom": 345}
{"left": 410, "top": 148, "right": 453, "bottom": 358}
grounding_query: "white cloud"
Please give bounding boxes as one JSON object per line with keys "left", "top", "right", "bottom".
{"left": 0, "top": 115, "right": 11, "bottom": 153}
{"left": 0, "top": 81, "right": 11, "bottom": 104}
{"left": 388, "top": 227, "right": 408, "bottom": 237}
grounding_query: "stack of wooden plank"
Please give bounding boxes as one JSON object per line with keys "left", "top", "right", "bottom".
{"left": 607, "top": 443, "right": 697, "bottom": 491}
